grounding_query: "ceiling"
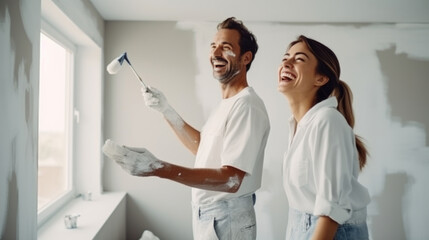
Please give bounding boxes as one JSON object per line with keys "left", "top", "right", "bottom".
{"left": 89, "top": 0, "right": 429, "bottom": 23}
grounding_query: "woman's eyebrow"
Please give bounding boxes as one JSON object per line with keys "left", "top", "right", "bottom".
{"left": 295, "top": 52, "right": 309, "bottom": 58}
{"left": 284, "top": 52, "right": 309, "bottom": 58}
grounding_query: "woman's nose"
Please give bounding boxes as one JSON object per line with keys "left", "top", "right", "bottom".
{"left": 282, "top": 59, "right": 292, "bottom": 69}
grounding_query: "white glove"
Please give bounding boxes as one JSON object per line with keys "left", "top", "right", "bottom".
{"left": 141, "top": 86, "right": 184, "bottom": 128}
{"left": 102, "top": 139, "right": 163, "bottom": 176}
{"left": 142, "top": 86, "right": 171, "bottom": 114}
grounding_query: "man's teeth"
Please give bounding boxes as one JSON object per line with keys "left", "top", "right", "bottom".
{"left": 214, "top": 63, "right": 226, "bottom": 68}
{"left": 213, "top": 61, "right": 226, "bottom": 66}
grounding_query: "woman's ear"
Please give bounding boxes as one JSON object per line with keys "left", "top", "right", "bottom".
{"left": 315, "top": 75, "right": 329, "bottom": 87}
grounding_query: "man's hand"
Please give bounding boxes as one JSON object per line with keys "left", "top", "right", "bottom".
{"left": 142, "top": 86, "right": 171, "bottom": 114}
{"left": 102, "top": 139, "right": 164, "bottom": 176}
{"left": 141, "top": 86, "right": 184, "bottom": 128}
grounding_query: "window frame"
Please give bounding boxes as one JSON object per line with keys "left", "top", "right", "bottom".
{"left": 37, "top": 19, "right": 77, "bottom": 227}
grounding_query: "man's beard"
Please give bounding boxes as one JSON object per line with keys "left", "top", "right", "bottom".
{"left": 213, "top": 59, "right": 241, "bottom": 84}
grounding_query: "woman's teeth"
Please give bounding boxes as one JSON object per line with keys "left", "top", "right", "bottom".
{"left": 281, "top": 72, "right": 296, "bottom": 81}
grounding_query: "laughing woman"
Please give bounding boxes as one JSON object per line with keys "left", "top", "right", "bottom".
{"left": 278, "top": 35, "right": 370, "bottom": 240}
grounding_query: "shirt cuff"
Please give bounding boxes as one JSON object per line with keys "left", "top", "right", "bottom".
{"left": 314, "top": 195, "right": 351, "bottom": 224}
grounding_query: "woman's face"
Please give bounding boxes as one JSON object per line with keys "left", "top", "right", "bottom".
{"left": 278, "top": 42, "right": 325, "bottom": 97}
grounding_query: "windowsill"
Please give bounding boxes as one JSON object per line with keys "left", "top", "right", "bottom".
{"left": 38, "top": 191, "right": 127, "bottom": 240}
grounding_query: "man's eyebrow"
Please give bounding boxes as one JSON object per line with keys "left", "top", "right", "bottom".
{"left": 211, "top": 41, "right": 233, "bottom": 46}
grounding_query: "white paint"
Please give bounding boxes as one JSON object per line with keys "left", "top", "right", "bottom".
{"left": 103, "top": 139, "right": 128, "bottom": 156}
{"left": 178, "top": 21, "right": 429, "bottom": 240}
{"left": 142, "top": 87, "right": 186, "bottom": 129}
{"left": 200, "top": 173, "right": 241, "bottom": 192}
{"left": 139, "top": 230, "right": 160, "bottom": 240}
{"left": 106, "top": 58, "right": 122, "bottom": 74}
{"left": 231, "top": 69, "right": 240, "bottom": 78}
{"left": 102, "top": 139, "right": 164, "bottom": 175}
{"left": 226, "top": 175, "right": 240, "bottom": 189}
{"left": 163, "top": 108, "right": 185, "bottom": 129}
{"left": 225, "top": 50, "right": 236, "bottom": 58}
{"left": 124, "top": 150, "right": 164, "bottom": 175}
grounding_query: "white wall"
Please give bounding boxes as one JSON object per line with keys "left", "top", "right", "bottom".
{"left": 0, "top": 0, "right": 104, "bottom": 238}
{"left": 103, "top": 21, "right": 202, "bottom": 239}
{"left": 0, "top": 0, "right": 41, "bottom": 238}
{"left": 104, "top": 21, "right": 429, "bottom": 240}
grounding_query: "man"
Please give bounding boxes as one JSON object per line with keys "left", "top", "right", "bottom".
{"left": 103, "top": 17, "right": 270, "bottom": 240}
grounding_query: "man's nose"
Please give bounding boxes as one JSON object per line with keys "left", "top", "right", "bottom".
{"left": 211, "top": 45, "right": 222, "bottom": 57}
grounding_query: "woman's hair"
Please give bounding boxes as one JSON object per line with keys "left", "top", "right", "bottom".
{"left": 288, "top": 35, "right": 368, "bottom": 169}
{"left": 217, "top": 17, "right": 258, "bottom": 72}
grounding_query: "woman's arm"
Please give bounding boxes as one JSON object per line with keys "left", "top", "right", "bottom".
{"left": 311, "top": 216, "right": 338, "bottom": 240}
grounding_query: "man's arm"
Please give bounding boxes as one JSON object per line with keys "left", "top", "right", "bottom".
{"left": 162, "top": 110, "right": 201, "bottom": 155}
{"left": 142, "top": 87, "right": 200, "bottom": 155}
{"left": 103, "top": 140, "right": 246, "bottom": 193}
{"left": 155, "top": 163, "right": 245, "bottom": 193}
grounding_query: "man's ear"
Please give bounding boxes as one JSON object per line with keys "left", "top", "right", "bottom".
{"left": 241, "top": 51, "right": 252, "bottom": 66}
{"left": 315, "top": 75, "right": 329, "bottom": 87}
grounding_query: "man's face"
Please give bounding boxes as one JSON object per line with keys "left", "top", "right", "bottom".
{"left": 209, "top": 29, "right": 242, "bottom": 84}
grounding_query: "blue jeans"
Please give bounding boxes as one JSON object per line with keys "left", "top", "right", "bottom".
{"left": 286, "top": 208, "right": 369, "bottom": 240}
{"left": 192, "top": 194, "right": 257, "bottom": 240}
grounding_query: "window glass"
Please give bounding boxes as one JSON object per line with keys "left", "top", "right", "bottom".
{"left": 38, "top": 32, "right": 73, "bottom": 211}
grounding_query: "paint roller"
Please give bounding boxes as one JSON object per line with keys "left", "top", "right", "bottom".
{"left": 106, "top": 52, "right": 149, "bottom": 91}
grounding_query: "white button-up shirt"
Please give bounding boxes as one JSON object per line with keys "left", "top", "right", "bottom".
{"left": 283, "top": 97, "right": 370, "bottom": 224}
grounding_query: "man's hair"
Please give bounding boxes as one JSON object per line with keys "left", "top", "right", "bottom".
{"left": 217, "top": 17, "right": 258, "bottom": 71}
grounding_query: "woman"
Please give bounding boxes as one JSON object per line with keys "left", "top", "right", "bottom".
{"left": 278, "top": 35, "right": 371, "bottom": 240}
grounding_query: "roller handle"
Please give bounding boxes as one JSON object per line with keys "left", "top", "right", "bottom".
{"left": 128, "top": 64, "right": 150, "bottom": 93}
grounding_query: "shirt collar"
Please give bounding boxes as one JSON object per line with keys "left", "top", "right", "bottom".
{"left": 289, "top": 96, "right": 338, "bottom": 127}
{"left": 222, "top": 86, "right": 252, "bottom": 102}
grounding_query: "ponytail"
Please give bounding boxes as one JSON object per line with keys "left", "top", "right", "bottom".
{"left": 333, "top": 80, "right": 368, "bottom": 169}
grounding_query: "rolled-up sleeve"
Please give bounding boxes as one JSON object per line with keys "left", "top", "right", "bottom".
{"left": 311, "top": 109, "right": 355, "bottom": 224}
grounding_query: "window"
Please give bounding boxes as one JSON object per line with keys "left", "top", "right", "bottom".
{"left": 38, "top": 1, "right": 104, "bottom": 229}
{"left": 38, "top": 27, "right": 75, "bottom": 221}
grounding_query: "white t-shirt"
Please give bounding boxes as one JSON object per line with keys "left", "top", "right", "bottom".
{"left": 283, "top": 97, "right": 370, "bottom": 224}
{"left": 192, "top": 87, "right": 270, "bottom": 205}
